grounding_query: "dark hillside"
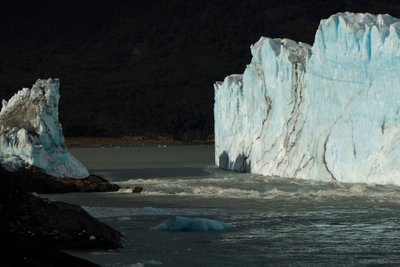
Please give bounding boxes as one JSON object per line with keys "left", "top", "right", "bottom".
{"left": 0, "top": 0, "right": 399, "bottom": 139}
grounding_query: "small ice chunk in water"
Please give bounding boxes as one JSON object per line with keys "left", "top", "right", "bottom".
{"left": 151, "top": 216, "right": 233, "bottom": 231}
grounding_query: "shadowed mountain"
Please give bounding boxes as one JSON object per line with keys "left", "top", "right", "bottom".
{"left": 0, "top": 0, "right": 399, "bottom": 139}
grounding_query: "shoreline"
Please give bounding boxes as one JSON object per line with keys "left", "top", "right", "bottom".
{"left": 65, "top": 136, "right": 214, "bottom": 148}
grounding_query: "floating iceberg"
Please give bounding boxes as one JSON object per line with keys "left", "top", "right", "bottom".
{"left": 151, "top": 216, "right": 233, "bottom": 231}
{"left": 215, "top": 12, "right": 400, "bottom": 185}
{"left": 0, "top": 78, "right": 89, "bottom": 178}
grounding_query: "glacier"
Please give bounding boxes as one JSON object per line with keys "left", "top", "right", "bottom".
{"left": 215, "top": 12, "right": 400, "bottom": 185}
{"left": 0, "top": 78, "right": 89, "bottom": 178}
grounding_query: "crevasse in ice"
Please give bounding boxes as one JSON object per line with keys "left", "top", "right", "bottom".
{"left": 0, "top": 78, "right": 89, "bottom": 178}
{"left": 215, "top": 12, "right": 400, "bottom": 185}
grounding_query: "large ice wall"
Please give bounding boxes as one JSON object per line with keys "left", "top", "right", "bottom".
{"left": 0, "top": 78, "right": 89, "bottom": 178}
{"left": 215, "top": 12, "right": 400, "bottom": 185}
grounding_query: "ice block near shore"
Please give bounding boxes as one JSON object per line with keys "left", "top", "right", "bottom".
{"left": 0, "top": 78, "right": 89, "bottom": 178}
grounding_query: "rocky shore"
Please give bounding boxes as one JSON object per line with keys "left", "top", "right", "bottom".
{"left": 0, "top": 166, "right": 122, "bottom": 266}
{"left": 65, "top": 135, "right": 214, "bottom": 148}
{"left": 0, "top": 79, "right": 126, "bottom": 265}
{"left": 6, "top": 166, "right": 120, "bottom": 193}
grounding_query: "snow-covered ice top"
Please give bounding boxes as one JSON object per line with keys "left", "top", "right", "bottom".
{"left": 0, "top": 78, "right": 89, "bottom": 178}
{"left": 215, "top": 12, "right": 400, "bottom": 185}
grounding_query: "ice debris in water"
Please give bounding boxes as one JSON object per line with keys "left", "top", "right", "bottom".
{"left": 0, "top": 78, "right": 89, "bottom": 178}
{"left": 215, "top": 12, "right": 400, "bottom": 185}
{"left": 151, "top": 216, "right": 233, "bottom": 231}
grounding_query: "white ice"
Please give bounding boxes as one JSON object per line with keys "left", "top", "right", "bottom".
{"left": 215, "top": 12, "right": 400, "bottom": 185}
{"left": 0, "top": 78, "right": 89, "bottom": 178}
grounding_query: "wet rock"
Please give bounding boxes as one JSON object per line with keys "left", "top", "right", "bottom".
{"left": 0, "top": 232, "right": 100, "bottom": 267}
{"left": 2, "top": 188, "right": 122, "bottom": 249}
{"left": 118, "top": 186, "right": 143, "bottom": 193}
{"left": 132, "top": 186, "right": 143, "bottom": 193}
{"left": 0, "top": 165, "right": 122, "bottom": 255}
{"left": 3, "top": 166, "right": 120, "bottom": 193}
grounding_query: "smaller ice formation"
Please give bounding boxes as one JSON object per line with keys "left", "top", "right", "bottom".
{"left": 151, "top": 216, "right": 233, "bottom": 231}
{"left": 0, "top": 78, "right": 89, "bottom": 178}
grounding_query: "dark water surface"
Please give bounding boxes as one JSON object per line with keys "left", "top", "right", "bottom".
{"left": 71, "top": 145, "right": 213, "bottom": 179}
{"left": 47, "top": 145, "right": 400, "bottom": 266}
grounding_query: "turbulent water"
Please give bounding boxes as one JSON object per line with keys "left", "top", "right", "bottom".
{"left": 48, "top": 145, "right": 400, "bottom": 266}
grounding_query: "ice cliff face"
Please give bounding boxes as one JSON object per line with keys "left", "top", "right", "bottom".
{"left": 215, "top": 12, "right": 400, "bottom": 185}
{"left": 0, "top": 78, "right": 89, "bottom": 178}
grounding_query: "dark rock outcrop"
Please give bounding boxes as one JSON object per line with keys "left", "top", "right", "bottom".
{"left": 3, "top": 166, "right": 120, "bottom": 193}
{"left": 0, "top": 232, "right": 100, "bottom": 266}
{"left": 0, "top": 166, "right": 122, "bottom": 248}
{"left": 1, "top": 193, "right": 122, "bottom": 249}
{"left": 0, "top": 165, "right": 122, "bottom": 266}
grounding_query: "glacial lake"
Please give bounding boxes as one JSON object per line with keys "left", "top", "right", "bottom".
{"left": 47, "top": 145, "right": 400, "bottom": 266}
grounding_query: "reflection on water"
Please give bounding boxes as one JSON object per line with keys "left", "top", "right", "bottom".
{"left": 57, "top": 146, "right": 400, "bottom": 266}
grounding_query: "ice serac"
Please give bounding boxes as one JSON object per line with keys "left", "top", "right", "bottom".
{"left": 0, "top": 78, "right": 89, "bottom": 178}
{"left": 215, "top": 12, "right": 400, "bottom": 185}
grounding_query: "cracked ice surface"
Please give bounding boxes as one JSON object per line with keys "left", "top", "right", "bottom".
{"left": 215, "top": 12, "right": 400, "bottom": 185}
{"left": 0, "top": 78, "right": 89, "bottom": 178}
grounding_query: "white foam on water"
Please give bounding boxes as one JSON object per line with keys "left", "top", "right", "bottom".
{"left": 115, "top": 172, "right": 400, "bottom": 203}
